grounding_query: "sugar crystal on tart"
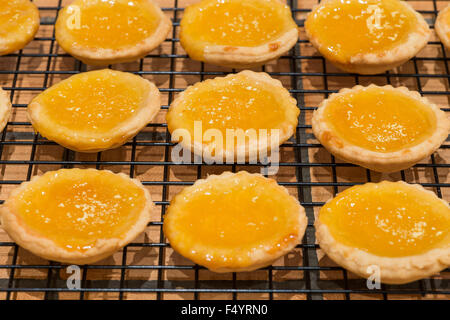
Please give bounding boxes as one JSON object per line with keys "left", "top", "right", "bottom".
{"left": 179, "top": 0, "right": 299, "bottom": 68}
{"left": 55, "top": 0, "right": 171, "bottom": 65}
{"left": 436, "top": 4, "right": 450, "bottom": 50}
{"left": 0, "top": 0, "right": 40, "bottom": 56}
{"left": 163, "top": 171, "right": 307, "bottom": 272}
{"left": 305, "top": 0, "right": 431, "bottom": 74}
{"left": 0, "top": 87, "right": 12, "bottom": 132}
{"left": 28, "top": 69, "right": 161, "bottom": 153}
{"left": 312, "top": 85, "right": 450, "bottom": 172}
{"left": 316, "top": 181, "right": 450, "bottom": 284}
{"left": 166, "top": 71, "right": 299, "bottom": 162}
{"left": 0, "top": 169, "right": 154, "bottom": 264}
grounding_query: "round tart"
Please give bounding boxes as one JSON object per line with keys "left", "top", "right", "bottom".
{"left": 166, "top": 70, "right": 299, "bottom": 162}
{"left": 305, "top": 0, "right": 431, "bottom": 74}
{"left": 0, "top": 87, "right": 12, "bottom": 132}
{"left": 0, "top": 0, "right": 40, "bottom": 56}
{"left": 0, "top": 169, "right": 153, "bottom": 264}
{"left": 163, "top": 171, "right": 307, "bottom": 273}
{"left": 28, "top": 69, "right": 161, "bottom": 153}
{"left": 55, "top": 0, "right": 172, "bottom": 65}
{"left": 436, "top": 4, "right": 450, "bottom": 50}
{"left": 312, "top": 85, "right": 450, "bottom": 172}
{"left": 179, "top": 0, "right": 299, "bottom": 68}
{"left": 316, "top": 181, "right": 450, "bottom": 284}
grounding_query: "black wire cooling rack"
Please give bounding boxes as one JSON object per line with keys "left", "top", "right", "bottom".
{"left": 0, "top": 0, "right": 448, "bottom": 300}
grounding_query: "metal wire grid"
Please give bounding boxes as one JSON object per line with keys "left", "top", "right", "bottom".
{"left": 0, "top": 0, "right": 448, "bottom": 300}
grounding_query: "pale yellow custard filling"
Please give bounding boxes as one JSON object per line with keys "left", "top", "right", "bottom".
{"left": 0, "top": 0, "right": 39, "bottom": 55}
{"left": 319, "top": 181, "right": 450, "bottom": 257}
{"left": 180, "top": 0, "right": 297, "bottom": 60}
{"left": 323, "top": 87, "right": 436, "bottom": 153}
{"left": 10, "top": 169, "right": 146, "bottom": 251}
{"left": 58, "top": 0, "right": 161, "bottom": 50}
{"left": 305, "top": 0, "right": 418, "bottom": 63}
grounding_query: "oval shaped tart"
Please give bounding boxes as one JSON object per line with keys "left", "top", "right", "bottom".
{"left": 312, "top": 85, "right": 450, "bottom": 172}
{"left": 0, "top": 87, "right": 12, "bottom": 132}
{"left": 28, "top": 69, "right": 161, "bottom": 153}
{"left": 163, "top": 171, "right": 307, "bottom": 272}
{"left": 55, "top": 0, "right": 171, "bottom": 65}
{"left": 180, "top": 0, "right": 298, "bottom": 68}
{"left": 436, "top": 4, "right": 450, "bottom": 50}
{"left": 305, "top": 0, "right": 430, "bottom": 74}
{"left": 0, "top": 169, "right": 153, "bottom": 264}
{"left": 0, "top": 0, "right": 40, "bottom": 56}
{"left": 167, "top": 70, "right": 299, "bottom": 162}
{"left": 316, "top": 181, "right": 450, "bottom": 284}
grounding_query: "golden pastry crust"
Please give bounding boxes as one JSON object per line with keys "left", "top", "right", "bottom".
{"left": 163, "top": 171, "right": 307, "bottom": 273}
{"left": 0, "top": 0, "right": 40, "bottom": 56}
{"left": 312, "top": 84, "right": 450, "bottom": 172}
{"left": 305, "top": 0, "right": 431, "bottom": 74}
{"left": 0, "top": 87, "right": 12, "bottom": 132}
{"left": 316, "top": 181, "right": 450, "bottom": 284}
{"left": 435, "top": 4, "right": 450, "bottom": 50}
{"left": 179, "top": 0, "right": 299, "bottom": 68}
{"left": 167, "top": 70, "right": 299, "bottom": 162}
{"left": 55, "top": 0, "right": 172, "bottom": 65}
{"left": 0, "top": 168, "right": 154, "bottom": 265}
{"left": 27, "top": 69, "right": 161, "bottom": 153}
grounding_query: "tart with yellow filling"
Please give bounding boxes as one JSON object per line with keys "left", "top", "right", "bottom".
{"left": 55, "top": 0, "right": 171, "bottom": 65}
{"left": 316, "top": 181, "right": 450, "bottom": 284}
{"left": 0, "top": 169, "right": 154, "bottom": 264}
{"left": 312, "top": 85, "right": 450, "bottom": 172}
{"left": 436, "top": 4, "right": 450, "bottom": 50}
{"left": 163, "top": 171, "right": 307, "bottom": 272}
{"left": 28, "top": 69, "right": 161, "bottom": 153}
{"left": 305, "top": 0, "right": 431, "bottom": 74}
{"left": 167, "top": 71, "right": 299, "bottom": 162}
{"left": 180, "top": 0, "right": 298, "bottom": 68}
{"left": 0, "top": 0, "right": 40, "bottom": 56}
{"left": 0, "top": 87, "right": 12, "bottom": 132}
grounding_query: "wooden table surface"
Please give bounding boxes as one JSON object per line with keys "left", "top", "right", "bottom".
{"left": 0, "top": 0, "right": 448, "bottom": 300}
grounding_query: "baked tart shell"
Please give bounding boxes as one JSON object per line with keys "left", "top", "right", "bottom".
{"left": 316, "top": 181, "right": 450, "bottom": 284}
{"left": 163, "top": 171, "right": 308, "bottom": 273}
{"left": 312, "top": 84, "right": 450, "bottom": 172}
{"left": 435, "top": 5, "right": 450, "bottom": 51}
{"left": 0, "top": 87, "right": 12, "bottom": 132}
{"left": 305, "top": 0, "right": 431, "bottom": 74}
{"left": 55, "top": 0, "right": 172, "bottom": 65}
{"left": 0, "top": 169, "right": 154, "bottom": 265}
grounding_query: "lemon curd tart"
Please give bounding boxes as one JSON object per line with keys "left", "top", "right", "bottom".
{"left": 163, "top": 171, "right": 307, "bottom": 272}
{"left": 55, "top": 0, "right": 171, "bottom": 65}
{"left": 436, "top": 4, "right": 450, "bottom": 50}
{"left": 0, "top": 87, "right": 11, "bottom": 132}
{"left": 0, "top": 0, "right": 40, "bottom": 56}
{"left": 316, "top": 181, "right": 450, "bottom": 284}
{"left": 179, "top": 0, "right": 299, "bottom": 68}
{"left": 28, "top": 69, "right": 161, "bottom": 153}
{"left": 166, "top": 71, "right": 299, "bottom": 162}
{"left": 0, "top": 169, "right": 154, "bottom": 264}
{"left": 312, "top": 85, "right": 450, "bottom": 172}
{"left": 305, "top": 0, "right": 430, "bottom": 74}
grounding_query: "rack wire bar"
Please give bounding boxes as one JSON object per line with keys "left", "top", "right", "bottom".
{"left": 0, "top": 0, "right": 448, "bottom": 300}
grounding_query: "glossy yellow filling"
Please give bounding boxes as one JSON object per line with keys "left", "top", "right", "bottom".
{"left": 168, "top": 74, "right": 294, "bottom": 145}
{"left": 324, "top": 87, "right": 436, "bottom": 152}
{"left": 305, "top": 0, "right": 417, "bottom": 62}
{"left": 12, "top": 169, "right": 146, "bottom": 251}
{"left": 181, "top": 0, "right": 296, "bottom": 60}
{"left": 0, "top": 0, "right": 39, "bottom": 52}
{"left": 319, "top": 182, "right": 450, "bottom": 257}
{"left": 60, "top": 0, "right": 161, "bottom": 49}
{"left": 165, "top": 173, "right": 300, "bottom": 259}
{"left": 34, "top": 69, "right": 149, "bottom": 134}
